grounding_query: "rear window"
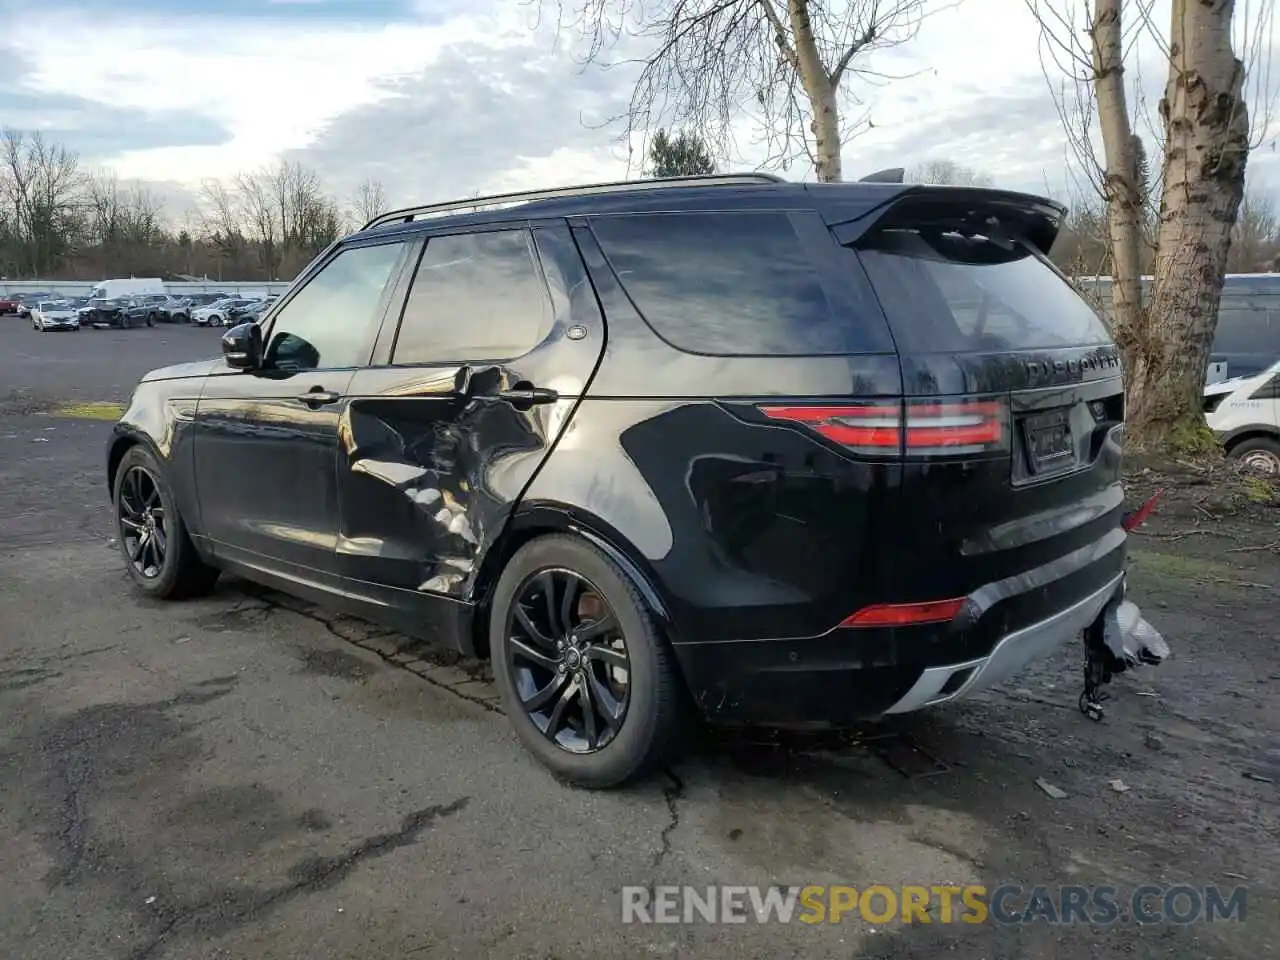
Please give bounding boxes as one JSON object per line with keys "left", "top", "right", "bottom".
{"left": 857, "top": 228, "right": 1112, "bottom": 354}
{"left": 590, "top": 211, "right": 884, "bottom": 356}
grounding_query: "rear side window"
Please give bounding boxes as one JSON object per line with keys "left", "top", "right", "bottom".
{"left": 392, "top": 229, "right": 553, "bottom": 364}
{"left": 857, "top": 228, "right": 1112, "bottom": 354}
{"left": 591, "top": 212, "right": 870, "bottom": 355}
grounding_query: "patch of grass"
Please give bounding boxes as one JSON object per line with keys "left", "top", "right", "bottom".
{"left": 1241, "top": 475, "right": 1277, "bottom": 505}
{"left": 44, "top": 401, "right": 125, "bottom": 421}
{"left": 1128, "top": 547, "right": 1236, "bottom": 583}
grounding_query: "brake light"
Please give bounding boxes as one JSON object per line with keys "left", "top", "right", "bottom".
{"left": 758, "top": 397, "right": 1009, "bottom": 457}
{"left": 841, "top": 597, "right": 967, "bottom": 628}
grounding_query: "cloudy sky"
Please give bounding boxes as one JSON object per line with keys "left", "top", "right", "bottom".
{"left": 1, "top": 0, "right": 1277, "bottom": 221}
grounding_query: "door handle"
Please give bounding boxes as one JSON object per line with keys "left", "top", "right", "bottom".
{"left": 297, "top": 388, "right": 341, "bottom": 407}
{"left": 497, "top": 386, "right": 559, "bottom": 406}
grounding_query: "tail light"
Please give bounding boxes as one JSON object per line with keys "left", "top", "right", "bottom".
{"left": 758, "top": 397, "right": 1009, "bottom": 458}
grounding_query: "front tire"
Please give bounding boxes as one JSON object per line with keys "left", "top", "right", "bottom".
{"left": 113, "top": 446, "right": 220, "bottom": 599}
{"left": 490, "top": 534, "right": 685, "bottom": 788}
{"left": 1228, "top": 436, "right": 1280, "bottom": 475}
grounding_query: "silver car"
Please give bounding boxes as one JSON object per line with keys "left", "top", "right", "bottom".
{"left": 31, "top": 300, "right": 80, "bottom": 331}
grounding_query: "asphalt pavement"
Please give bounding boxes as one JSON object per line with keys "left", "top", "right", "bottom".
{"left": 1, "top": 317, "right": 1273, "bottom": 960}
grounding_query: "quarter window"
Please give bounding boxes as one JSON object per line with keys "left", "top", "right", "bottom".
{"left": 266, "top": 241, "right": 406, "bottom": 371}
{"left": 590, "top": 211, "right": 870, "bottom": 355}
{"left": 392, "top": 230, "right": 553, "bottom": 364}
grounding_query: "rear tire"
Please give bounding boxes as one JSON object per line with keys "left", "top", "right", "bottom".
{"left": 1228, "top": 436, "right": 1280, "bottom": 475}
{"left": 113, "top": 445, "right": 220, "bottom": 599}
{"left": 490, "top": 534, "right": 685, "bottom": 788}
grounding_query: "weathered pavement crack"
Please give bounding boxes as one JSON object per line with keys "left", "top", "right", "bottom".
{"left": 129, "top": 797, "right": 470, "bottom": 960}
{"left": 652, "top": 769, "right": 684, "bottom": 870}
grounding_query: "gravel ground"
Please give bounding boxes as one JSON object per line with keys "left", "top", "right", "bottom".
{"left": 1, "top": 318, "right": 1276, "bottom": 959}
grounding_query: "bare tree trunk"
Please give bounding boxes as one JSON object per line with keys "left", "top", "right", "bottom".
{"left": 1090, "top": 0, "right": 1145, "bottom": 374}
{"left": 788, "top": 0, "right": 842, "bottom": 181}
{"left": 1127, "top": 0, "right": 1249, "bottom": 449}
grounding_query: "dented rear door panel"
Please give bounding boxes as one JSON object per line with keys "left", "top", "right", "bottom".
{"left": 334, "top": 221, "right": 605, "bottom": 602}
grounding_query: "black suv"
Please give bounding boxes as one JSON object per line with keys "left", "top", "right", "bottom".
{"left": 107, "top": 173, "right": 1137, "bottom": 787}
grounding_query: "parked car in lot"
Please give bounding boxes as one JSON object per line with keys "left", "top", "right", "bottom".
{"left": 1078, "top": 273, "right": 1280, "bottom": 385}
{"left": 1204, "top": 358, "right": 1280, "bottom": 473}
{"left": 84, "top": 296, "right": 155, "bottom": 329}
{"left": 164, "top": 293, "right": 229, "bottom": 322}
{"left": 31, "top": 299, "right": 81, "bottom": 331}
{"left": 80, "top": 297, "right": 126, "bottom": 326}
{"left": 0, "top": 294, "right": 19, "bottom": 315}
{"left": 231, "top": 301, "right": 269, "bottom": 326}
{"left": 224, "top": 297, "right": 269, "bottom": 325}
{"left": 16, "top": 292, "right": 53, "bottom": 318}
{"left": 193, "top": 297, "right": 260, "bottom": 327}
{"left": 106, "top": 174, "right": 1166, "bottom": 787}
{"left": 117, "top": 294, "right": 172, "bottom": 327}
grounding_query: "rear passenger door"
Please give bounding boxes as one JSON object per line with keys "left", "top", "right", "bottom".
{"left": 335, "top": 221, "right": 605, "bottom": 602}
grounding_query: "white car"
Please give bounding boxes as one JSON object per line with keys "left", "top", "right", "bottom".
{"left": 31, "top": 300, "right": 80, "bottom": 331}
{"left": 192, "top": 298, "right": 254, "bottom": 327}
{"left": 1205, "top": 359, "right": 1280, "bottom": 473}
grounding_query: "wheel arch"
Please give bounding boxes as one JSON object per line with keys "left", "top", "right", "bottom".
{"left": 1222, "top": 424, "right": 1280, "bottom": 451}
{"left": 467, "top": 502, "right": 680, "bottom": 659}
{"left": 107, "top": 427, "right": 161, "bottom": 493}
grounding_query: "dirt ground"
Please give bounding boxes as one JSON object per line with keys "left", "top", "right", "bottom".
{"left": 1, "top": 323, "right": 1277, "bottom": 958}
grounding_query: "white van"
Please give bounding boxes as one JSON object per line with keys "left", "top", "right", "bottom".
{"left": 1204, "top": 359, "right": 1280, "bottom": 473}
{"left": 87, "top": 278, "right": 166, "bottom": 300}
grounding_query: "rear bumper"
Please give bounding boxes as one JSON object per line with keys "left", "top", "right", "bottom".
{"left": 881, "top": 572, "right": 1122, "bottom": 713}
{"left": 673, "top": 532, "right": 1127, "bottom": 727}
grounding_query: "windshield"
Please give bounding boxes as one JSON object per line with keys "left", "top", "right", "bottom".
{"left": 856, "top": 227, "right": 1112, "bottom": 354}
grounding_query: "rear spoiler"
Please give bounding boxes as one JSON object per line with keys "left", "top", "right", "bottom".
{"left": 825, "top": 185, "right": 1067, "bottom": 258}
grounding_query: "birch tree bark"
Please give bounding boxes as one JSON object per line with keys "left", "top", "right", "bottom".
{"left": 1028, "top": 0, "right": 1259, "bottom": 453}
{"left": 1128, "top": 0, "right": 1250, "bottom": 448}
{"left": 1089, "top": 0, "right": 1146, "bottom": 378}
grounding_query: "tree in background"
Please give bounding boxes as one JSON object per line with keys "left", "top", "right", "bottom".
{"left": 1026, "top": 0, "right": 1272, "bottom": 452}
{"left": 906, "top": 159, "right": 994, "bottom": 186}
{"left": 0, "top": 127, "right": 352, "bottom": 283}
{"left": 542, "top": 0, "right": 940, "bottom": 182}
{"left": 350, "top": 177, "right": 389, "bottom": 227}
{"left": 0, "top": 129, "right": 83, "bottom": 277}
{"left": 646, "top": 128, "right": 717, "bottom": 177}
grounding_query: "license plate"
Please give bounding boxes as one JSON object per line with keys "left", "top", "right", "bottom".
{"left": 1024, "top": 410, "right": 1073, "bottom": 467}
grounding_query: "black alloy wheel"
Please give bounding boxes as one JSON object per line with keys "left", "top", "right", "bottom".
{"left": 490, "top": 534, "right": 685, "bottom": 788}
{"left": 506, "top": 568, "right": 631, "bottom": 754}
{"left": 112, "top": 445, "right": 220, "bottom": 598}
{"left": 117, "top": 464, "right": 167, "bottom": 579}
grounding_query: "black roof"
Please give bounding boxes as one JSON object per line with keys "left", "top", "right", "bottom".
{"left": 351, "top": 178, "right": 926, "bottom": 242}
{"left": 347, "top": 175, "right": 1067, "bottom": 256}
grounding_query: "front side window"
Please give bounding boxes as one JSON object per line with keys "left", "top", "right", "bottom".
{"left": 266, "top": 241, "right": 406, "bottom": 371}
{"left": 391, "top": 229, "right": 553, "bottom": 365}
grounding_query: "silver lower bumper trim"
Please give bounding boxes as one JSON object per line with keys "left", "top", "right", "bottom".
{"left": 882, "top": 573, "right": 1124, "bottom": 715}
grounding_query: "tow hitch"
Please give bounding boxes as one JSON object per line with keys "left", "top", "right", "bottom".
{"left": 1079, "top": 490, "right": 1170, "bottom": 721}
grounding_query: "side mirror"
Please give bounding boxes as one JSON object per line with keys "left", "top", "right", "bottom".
{"left": 222, "top": 322, "right": 263, "bottom": 370}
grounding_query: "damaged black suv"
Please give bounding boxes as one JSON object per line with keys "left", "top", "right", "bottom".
{"left": 107, "top": 173, "right": 1165, "bottom": 787}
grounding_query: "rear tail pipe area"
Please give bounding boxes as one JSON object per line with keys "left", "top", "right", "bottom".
{"left": 1080, "top": 490, "right": 1170, "bottom": 721}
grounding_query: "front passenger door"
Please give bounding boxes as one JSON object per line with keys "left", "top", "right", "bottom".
{"left": 194, "top": 239, "right": 413, "bottom": 582}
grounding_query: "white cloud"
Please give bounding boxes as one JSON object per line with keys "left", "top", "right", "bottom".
{"left": 4, "top": 0, "right": 1278, "bottom": 208}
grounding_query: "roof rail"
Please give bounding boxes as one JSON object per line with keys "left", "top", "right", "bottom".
{"left": 361, "top": 172, "right": 786, "bottom": 231}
